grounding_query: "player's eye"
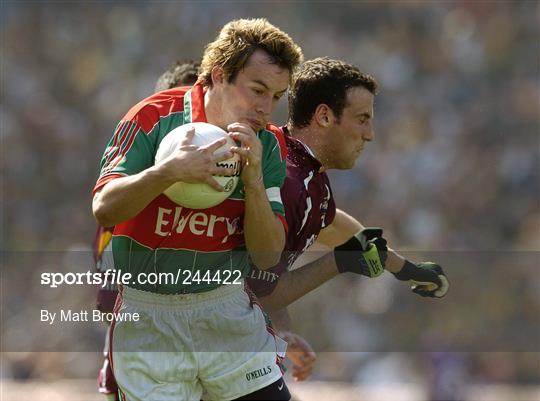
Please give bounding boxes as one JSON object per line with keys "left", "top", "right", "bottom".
{"left": 273, "top": 95, "right": 282, "bottom": 101}
{"left": 252, "top": 88, "right": 264, "bottom": 95}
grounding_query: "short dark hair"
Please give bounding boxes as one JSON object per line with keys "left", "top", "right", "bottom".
{"left": 288, "top": 57, "right": 378, "bottom": 129}
{"left": 155, "top": 59, "right": 200, "bottom": 91}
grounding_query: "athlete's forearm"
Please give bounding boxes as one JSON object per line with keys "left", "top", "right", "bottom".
{"left": 243, "top": 180, "right": 285, "bottom": 270}
{"left": 93, "top": 166, "right": 175, "bottom": 227}
{"left": 259, "top": 252, "right": 338, "bottom": 312}
{"left": 318, "top": 208, "right": 406, "bottom": 273}
{"left": 316, "top": 209, "right": 364, "bottom": 248}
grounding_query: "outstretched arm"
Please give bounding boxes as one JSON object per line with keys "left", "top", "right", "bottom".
{"left": 259, "top": 209, "right": 448, "bottom": 311}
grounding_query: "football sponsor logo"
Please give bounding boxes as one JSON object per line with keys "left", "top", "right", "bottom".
{"left": 154, "top": 206, "right": 242, "bottom": 243}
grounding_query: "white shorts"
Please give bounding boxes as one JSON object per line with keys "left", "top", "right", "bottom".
{"left": 110, "top": 282, "right": 287, "bottom": 401}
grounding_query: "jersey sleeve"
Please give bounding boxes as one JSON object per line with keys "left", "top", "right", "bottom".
{"left": 93, "top": 118, "right": 155, "bottom": 195}
{"left": 259, "top": 124, "right": 288, "bottom": 230}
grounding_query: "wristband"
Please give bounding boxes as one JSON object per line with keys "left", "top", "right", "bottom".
{"left": 392, "top": 259, "right": 418, "bottom": 281}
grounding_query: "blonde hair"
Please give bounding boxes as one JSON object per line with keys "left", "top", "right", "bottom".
{"left": 200, "top": 18, "right": 303, "bottom": 86}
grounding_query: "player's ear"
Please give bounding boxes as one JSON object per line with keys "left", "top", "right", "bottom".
{"left": 314, "top": 104, "right": 335, "bottom": 128}
{"left": 211, "top": 66, "right": 225, "bottom": 87}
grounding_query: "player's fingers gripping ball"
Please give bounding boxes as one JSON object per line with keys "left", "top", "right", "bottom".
{"left": 334, "top": 227, "right": 388, "bottom": 277}
{"left": 393, "top": 261, "right": 449, "bottom": 298}
{"left": 155, "top": 122, "right": 241, "bottom": 209}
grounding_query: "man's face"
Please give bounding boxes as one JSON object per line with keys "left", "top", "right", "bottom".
{"left": 214, "top": 50, "right": 290, "bottom": 131}
{"left": 327, "top": 86, "right": 375, "bottom": 169}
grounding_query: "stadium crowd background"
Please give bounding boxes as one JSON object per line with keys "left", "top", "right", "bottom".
{"left": 2, "top": 1, "right": 538, "bottom": 399}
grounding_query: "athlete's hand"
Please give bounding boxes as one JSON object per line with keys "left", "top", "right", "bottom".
{"left": 393, "top": 261, "right": 449, "bottom": 298}
{"left": 281, "top": 331, "right": 317, "bottom": 381}
{"left": 157, "top": 127, "right": 237, "bottom": 191}
{"left": 334, "top": 228, "right": 388, "bottom": 277}
{"left": 227, "top": 123, "right": 263, "bottom": 189}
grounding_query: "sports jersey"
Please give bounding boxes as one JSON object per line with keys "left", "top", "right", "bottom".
{"left": 247, "top": 127, "right": 336, "bottom": 297}
{"left": 93, "top": 84, "right": 287, "bottom": 294}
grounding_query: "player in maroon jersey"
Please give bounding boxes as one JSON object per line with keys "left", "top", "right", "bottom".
{"left": 247, "top": 58, "right": 448, "bottom": 316}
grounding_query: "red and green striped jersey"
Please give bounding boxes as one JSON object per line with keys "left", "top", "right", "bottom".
{"left": 93, "top": 84, "right": 287, "bottom": 294}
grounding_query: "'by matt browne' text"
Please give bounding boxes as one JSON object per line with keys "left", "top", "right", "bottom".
{"left": 40, "top": 309, "right": 139, "bottom": 325}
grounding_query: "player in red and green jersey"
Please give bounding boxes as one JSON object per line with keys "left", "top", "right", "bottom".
{"left": 94, "top": 83, "right": 288, "bottom": 294}
{"left": 92, "top": 19, "right": 302, "bottom": 401}
{"left": 94, "top": 59, "right": 314, "bottom": 401}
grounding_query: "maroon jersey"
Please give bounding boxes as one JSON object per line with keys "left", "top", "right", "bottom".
{"left": 247, "top": 127, "right": 336, "bottom": 297}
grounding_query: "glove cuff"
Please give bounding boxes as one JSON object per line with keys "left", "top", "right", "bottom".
{"left": 392, "top": 259, "right": 417, "bottom": 281}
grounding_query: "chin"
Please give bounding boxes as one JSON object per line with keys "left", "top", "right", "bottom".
{"left": 334, "top": 160, "right": 355, "bottom": 170}
{"left": 240, "top": 118, "right": 264, "bottom": 131}
{"left": 344, "top": 156, "right": 360, "bottom": 169}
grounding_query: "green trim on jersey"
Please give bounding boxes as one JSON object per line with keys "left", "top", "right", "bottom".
{"left": 183, "top": 91, "right": 192, "bottom": 124}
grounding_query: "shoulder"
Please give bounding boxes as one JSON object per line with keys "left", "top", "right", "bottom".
{"left": 121, "top": 87, "right": 189, "bottom": 134}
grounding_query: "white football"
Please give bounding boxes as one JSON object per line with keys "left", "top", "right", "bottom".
{"left": 155, "top": 122, "right": 241, "bottom": 209}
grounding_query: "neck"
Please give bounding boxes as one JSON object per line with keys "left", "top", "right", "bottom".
{"left": 288, "top": 124, "right": 329, "bottom": 171}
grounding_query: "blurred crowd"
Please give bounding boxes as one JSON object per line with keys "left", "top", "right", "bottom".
{"left": 2, "top": 0, "right": 538, "bottom": 395}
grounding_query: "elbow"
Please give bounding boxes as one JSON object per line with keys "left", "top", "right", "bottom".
{"left": 250, "top": 252, "right": 281, "bottom": 271}
{"left": 93, "top": 194, "right": 116, "bottom": 227}
{"left": 247, "top": 218, "right": 285, "bottom": 269}
{"left": 252, "top": 237, "right": 284, "bottom": 270}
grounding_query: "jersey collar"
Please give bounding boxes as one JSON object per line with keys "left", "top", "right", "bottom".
{"left": 183, "top": 83, "right": 208, "bottom": 124}
{"left": 282, "top": 126, "right": 323, "bottom": 171}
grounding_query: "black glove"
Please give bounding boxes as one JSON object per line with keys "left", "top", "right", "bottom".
{"left": 334, "top": 228, "right": 387, "bottom": 277}
{"left": 393, "top": 260, "right": 449, "bottom": 298}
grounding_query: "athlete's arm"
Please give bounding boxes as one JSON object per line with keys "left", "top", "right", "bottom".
{"left": 243, "top": 180, "right": 286, "bottom": 269}
{"left": 319, "top": 210, "right": 449, "bottom": 297}
{"left": 229, "top": 123, "right": 285, "bottom": 269}
{"left": 259, "top": 210, "right": 403, "bottom": 311}
{"left": 93, "top": 131, "right": 235, "bottom": 227}
{"left": 93, "top": 166, "right": 177, "bottom": 227}
{"left": 258, "top": 252, "right": 338, "bottom": 312}
{"left": 260, "top": 209, "right": 447, "bottom": 310}
{"left": 317, "top": 209, "right": 406, "bottom": 273}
